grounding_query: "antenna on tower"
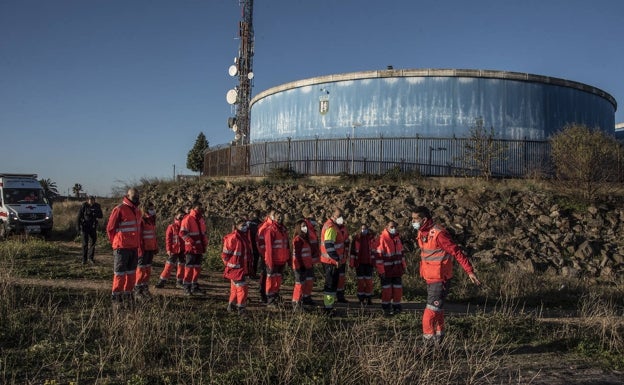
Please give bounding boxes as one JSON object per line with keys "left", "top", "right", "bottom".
{"left": 226, "top": 0, "right": 254, "bottom": 146}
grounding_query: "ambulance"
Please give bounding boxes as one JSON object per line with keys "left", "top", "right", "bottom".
{"left": 0, "top": 173, "right": 54, "bottom": 239}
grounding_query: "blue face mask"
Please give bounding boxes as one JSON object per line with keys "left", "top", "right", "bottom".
{"left": 240, "top": 225, "right": 248, "bottom": 232}
{"left": 361, "top": 229, "right": 368, "bottom": 235}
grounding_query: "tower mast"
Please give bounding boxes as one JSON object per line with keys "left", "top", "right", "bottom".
{"left": 227, "top": 0, "right": 254, "bottom": 146}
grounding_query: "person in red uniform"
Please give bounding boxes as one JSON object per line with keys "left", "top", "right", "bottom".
{"left": 222, "top": 217, "right": 252, "bottom": 315}
{"left": 263, "top": 210, "right": 290, "bottom": 306}
{"left": 135, "top": 201, "right": 158, "bottom": 299}
{"left": 155, "top": 209, "right": 186, "bottom": 289}
{"left": 411, "top": 206, "right": 481, "bottom": 344}
{"left": 291, "top": 219, "right": 314, "bottom": 310}
{"left": 375, "top": 221, "right": 406, "bottom": 316}
{"left": 350, "top": 223, "right": 377, "bottom": 306}
{"left": 106, "top": 188, "right": 142, "bottom": 305}
{"left": 319, "top": 208, "right": 348, "bottom": 315}
{"left": 179, "top": 202, "right": 209, "bottom": 296}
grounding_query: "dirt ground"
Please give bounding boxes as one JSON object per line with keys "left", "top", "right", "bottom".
{"left": 8, "top": 243, "right": 624, "bottom": 385}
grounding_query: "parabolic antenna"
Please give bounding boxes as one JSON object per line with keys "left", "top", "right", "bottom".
{"left": 228, "top": 65, "right": 238, "bottom": 77}
{"left": 247, "top": 72, "right": 254, "bottom": 80}
{"left": 232, "top": 123, "right": 238, "bottom": 133}
{"left": 226, "top": 89, "right": 238, "bottom": 105}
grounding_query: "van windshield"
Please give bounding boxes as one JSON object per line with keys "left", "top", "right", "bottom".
{"left": 3, "top": 188, "right": 45, "bottom": 204}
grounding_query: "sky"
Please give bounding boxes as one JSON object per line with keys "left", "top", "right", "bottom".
{"left": 1, "top": 0, "right": 623, "bottom": 197}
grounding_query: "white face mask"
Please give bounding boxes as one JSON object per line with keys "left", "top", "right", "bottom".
{"left": 412, "top": 218, "right": 425, "bottom": 230}
{"left": 301, "top": 225, "right": 308, "bottom": 233}
{"left": 335, "top": 216, "right": 344, "bottom": 225}
{"left": 388, "top": 228, "right": 397, "bottom": 235}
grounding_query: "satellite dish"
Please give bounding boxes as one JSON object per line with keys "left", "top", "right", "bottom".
{"left": 247, "top": 72, "right": 254, "bottom": 80}
{"left": 226, "top": 89, "right": 238, "bottom": 105}
{"left": 232, "top": 123, "right": 238, "bottom": 133}
{"left": 228, "top": 65, "right": 238, "bottom": 77}
{"left": 234, "top": 133, "right": 241, "bottom": 141}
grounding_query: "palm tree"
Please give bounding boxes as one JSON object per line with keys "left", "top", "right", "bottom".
{"left": 72, "top": 183, "right": 83, "bottom": 198}
{"left": 39, "top": 178, "right": 59, "bottom": 201}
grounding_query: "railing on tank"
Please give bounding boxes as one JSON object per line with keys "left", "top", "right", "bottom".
{"left": 203, "top": 136, "right": 552, "bottom": 178}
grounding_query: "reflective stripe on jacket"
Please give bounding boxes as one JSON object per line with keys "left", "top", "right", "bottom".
{"left": 417, "top": 224, "right": 473, "bottom": 282}
{"left": 374, "top": 229, "right": 405, "bottom": 277}
{"left": 264, "top": 221, "right": 290, "bottom": 267}
{"left": 303, "top": 218, "right": 320, "bottom": 263}
{"left": 106, "top": 197, "right": 141, "bottom": 249}
{"left": 141, "top": 216, "right": 158, "bottom": 252}
{"left": 165, "top": 220, "right": 182, "bottom": 254}
{"left": 292, "top": 234, "right": 313, "bottom": 270}
{"left": 179, "top": 209, "right": 208, "bottom": 254}
{"left": 350, "top": 232, "right": 376, "bottom": 267}
{"left": 221, "top": 229, "right": 252, "bottom": 281}
{"left": 320, "top": 219, "right": 346, "bottom": 265}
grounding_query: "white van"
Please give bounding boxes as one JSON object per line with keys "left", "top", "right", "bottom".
{"left": 0, "top": 173, "right": 54, "bottom": 238}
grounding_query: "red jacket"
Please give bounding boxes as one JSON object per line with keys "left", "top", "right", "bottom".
{"left": 256, "top": 216, "right": 272, "bottom": 258}
{"left": 416, "top": 222, "right": 474, "bottom": 283}
{"left": 350, "top": 231, "right": 376, "bottom": 267}
{"left": 263, "top": 221, "right": 290, "bottom": 268}
{"left": 221, "top": 229, "right": 252, "bottom": 281}
{"left": 303, "top": 218, "right": 320, "bottom": 264}
{"left": 140, "top": 214, "right": 158, "bottom": 254}
{"left": 292, "top": 234, "right": 313, "bottom": 270}
{"left": 320, "top": 219, "right": 347, "bottom": 266}
{"left": 179, "top": 209, "right": 208, "bottom": 254}
{"left": 374, "top": 229, "right": 406, "bottom": 277}
{"left": 106, "top": 197, "right": 142, "bottom": 250}
{"left": 165, "top": 219, "right": 182, "bottom": 255}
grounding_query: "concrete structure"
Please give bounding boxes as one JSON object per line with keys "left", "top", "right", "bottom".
{"left": 250, "top": 68, "right": 616, "bottom": 142}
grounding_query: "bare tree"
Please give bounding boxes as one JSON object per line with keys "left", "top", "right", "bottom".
{"left": 461, "top": 117, "right": 508, "bottom": 180}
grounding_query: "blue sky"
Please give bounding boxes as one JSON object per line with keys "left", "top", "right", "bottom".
{"left": 1, "top": 0, "right": 622, "bottom": 197}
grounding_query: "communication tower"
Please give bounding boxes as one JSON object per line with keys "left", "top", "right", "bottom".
{"left": 226, "top": 0, "right": 254, "bottom": 145}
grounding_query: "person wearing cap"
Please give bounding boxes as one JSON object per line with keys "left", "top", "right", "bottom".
{"left": 76, "top": 195, "right": 103, "bottom": 264}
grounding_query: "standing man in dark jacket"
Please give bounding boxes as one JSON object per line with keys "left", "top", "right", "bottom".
{"left": 77, "top": 195, "right": 103, "bottom": 264}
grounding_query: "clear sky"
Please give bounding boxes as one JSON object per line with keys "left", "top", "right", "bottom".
{"left": 1, "top": 0, "right": 622, "bottom": 197}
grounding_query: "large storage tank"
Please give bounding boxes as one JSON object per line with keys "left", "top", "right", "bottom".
{"left": 250, "top": 69, "right": 616, "bottom": 142}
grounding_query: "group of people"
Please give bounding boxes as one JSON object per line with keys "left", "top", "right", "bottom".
{"left": 97, "top": 188, "right": 481, "bottom": 343}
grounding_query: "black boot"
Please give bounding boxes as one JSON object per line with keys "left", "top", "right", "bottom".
{"left": 336, "top": 292, "right": 349, "bottom": 303}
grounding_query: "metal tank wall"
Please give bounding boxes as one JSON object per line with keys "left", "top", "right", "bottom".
{"left": 249, "top": 69, "right": 616, "bottom": 142}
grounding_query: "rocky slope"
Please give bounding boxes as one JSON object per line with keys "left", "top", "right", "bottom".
{"left": 137, "top": 178, "right": 624, "bottom": 284}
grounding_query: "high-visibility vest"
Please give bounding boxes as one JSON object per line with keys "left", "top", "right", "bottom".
{"left": 141, "top": 216, "right": 158, "bottom": 251}
{"left": 417, "top": 226, "right": 453, "bottom": 281}
{"left": 320, "top": 219, "right": 346, "bottom": 265}
{"left": 374, "top": 229, "right": 405, "bottom": 277}
{"left": 179, "top": 209, "right": 208, "bottom": 254}
{"left": 292, "top": 234, "right": 313, "bottom": 270}
{"left": 106, "top": 197, "right": 141, "bottom": 250}
{"left": 221, "top": 230, "right": 251, "bottom": 281}
{"left": 264, "top": 222, "right": 290, "bottom": 266}
{"left": 165, "top": 220, "right": 182, "bottom": 254}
